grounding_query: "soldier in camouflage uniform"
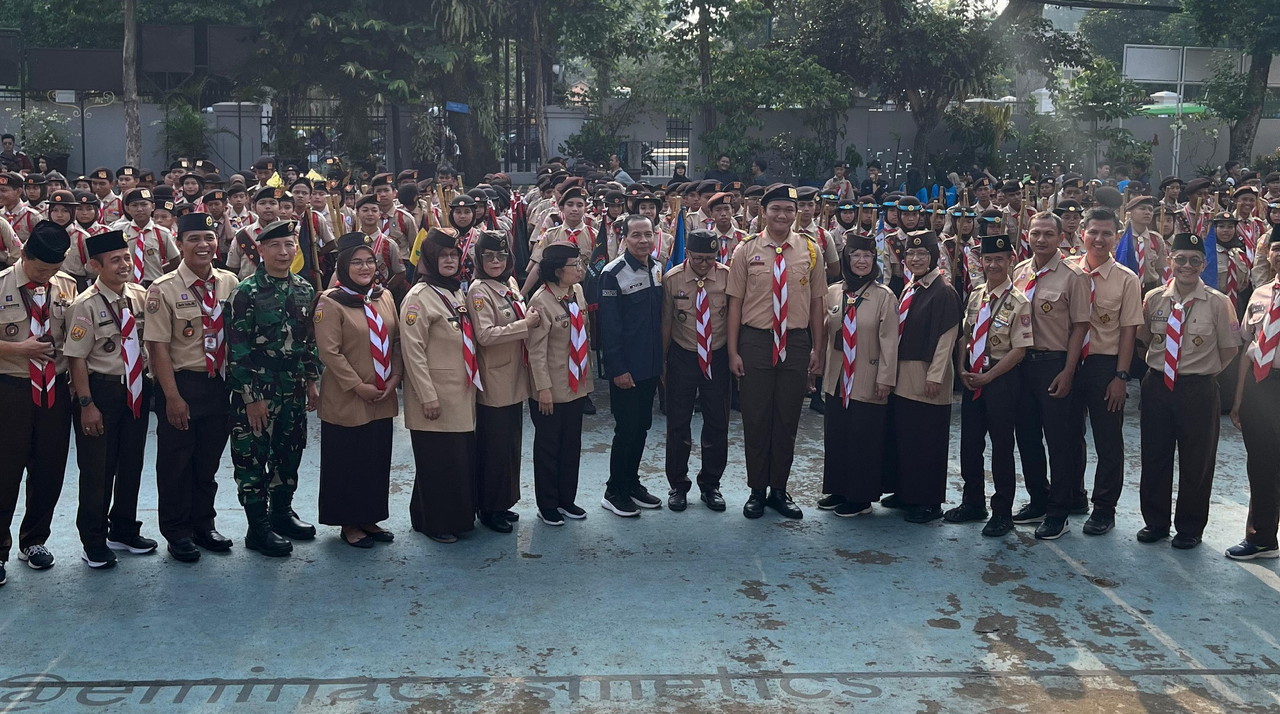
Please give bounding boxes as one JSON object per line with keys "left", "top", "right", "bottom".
{"left": 226, "top": 219, "right": 321, "bottom": 557}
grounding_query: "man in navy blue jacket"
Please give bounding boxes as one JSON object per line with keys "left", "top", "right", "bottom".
{"left": 598, "top": 214, "right": 664, "bottom": 517}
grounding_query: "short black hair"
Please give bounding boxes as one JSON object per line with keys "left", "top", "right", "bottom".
{"left": 752, "top": 158, "right": 768, "bottom": 172}
{"left": 718, "top": 154, "right": 730, "bottom": 161}
{"left": 1, "top": 133, "right": 13, "bottom": 142}
{"left": 540, "top": 253, "right": 571, "bottom": 286}
{"left": 1225, "top": 160, "right": 1240, "bottom": 172}
{"left": 1082, "top": 207, "right": 1121, "bottom": 232}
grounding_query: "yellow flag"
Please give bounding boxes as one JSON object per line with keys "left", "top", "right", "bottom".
{"left": 267, "top": 172, "right": 284, "bottom": 188}
{"left": 306, "top": 168, "right": 325, "bottom": 182}
{"left": 409, "top": 226, "right": 427, "bottom": 267}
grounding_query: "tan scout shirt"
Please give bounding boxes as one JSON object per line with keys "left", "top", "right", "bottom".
{"left": 0, "top": 218, "right": 19, "bottom": 269}
{"left": 1078, "top": 256, "right": 1143, "bottom": 356}
{"left": 796, "top": 220, "right": 840, "bottom": 265}
{"left": 663, "top": 262, "right": 729, "bottom": 352}
{"left": 468, "top": 276, "right": 533, "bottom": 408}
{"left": 63, "top": 280, "right": 148, "bottom": 376}
{"left": 726, "top": 232, "right": 825, "bottom": 330}
{"left": 963, "top": 279, "right": 1034, "bottom": 363}
{"left": 527, "top": 282, "right": 594, "bottom": 404}
{"left": 1131, "top": 228, "right": 1171, "bottom": 286}
{"left": 1243, "top": 280, "right": 1280, "bottom": 373}
{"left": 144, "top": 262, "right": 239, "bottom": 373}
{"left": 379, "top": 205, "right": 418, "bottom": 257}
{"left": 1012, "top": 252, "right": 1091, "bottom": 352}
{"left": 313, "top": 289, "right": 401, "bottom": 427}
{"left": 0, "top": 264, "right": 77, "bottom": 376}
{"left": 226, "top": 222, "right": 266, "bottom": 281}
{"left": 821, "top": 281, "right": 898, "bottom": 404}
{"left": 1252, "top": 229, "right": 1279, "bottom": 287}
{"left": 894, "top": 270, "right": 957, "bottom": 406}
{"left": 1141, "top": 281, "right": 1240, "bottom": 375}
{"left": 399, "top": 282, "right": 476, "bottom": 432}
{"left": 530, "top": 222, "right": 593, "bottom": 265}
{"left": 2, "top": 203, "right": 42, "bottom": 243}
{"left": 122, "top": 221, "right": 179, "bottom": 283}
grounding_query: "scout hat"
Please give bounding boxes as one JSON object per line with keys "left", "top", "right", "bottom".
{"left": 86, "top": 230, "right": 127, "bottom": 258}
{"left": 981, "top": 233, "right": 1013, "bottom": 254}
{"left": 335, "top": 231, "right": 371, "bottom": 254}
{"left": 177, "top": 212, "right": 216, "bottom": 235}
{"left": 47, "top": 189, "right": 76, "bottom": 207}
{"left": 760, "top": 183, "right": 798, "bottom": 207}
{"left": 1170, "top": 232, "right": 1204, "bottom": 253}
{"left": 257, "top": 220, "right": 297, "bottom": 244}
{"left": 23, "top": 220, "right": 71, "bottom": 263}
{"left": 686, "top": 229, "right": 718, "bottom": 254}
{"left": 253, "top": 186, "right": 282, "bottom": 203}
{"left": 123, "top": 188, "right": 153, "bottom": 204}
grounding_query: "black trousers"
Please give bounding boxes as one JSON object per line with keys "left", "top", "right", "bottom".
{"left": 1070, "top": 354, "right": 1126, "bottom": 516}
{"left": 1014, "top": 353, "right": 1085, "bottom": 518}
{"left": 606, "top": 376, "right": 659, "bottom": 495}
{"left": 823, "top": 396, "right": 887, "bottom": 503}
{"left": 665, "top": 346, "right": 730, "bottom": 493}
{"left": 738, "top": 327, "right": 811, "bottom": 490}
{"left": 960, "top": 365, "right": 1019, "bottom": 517}
{"left": 1138, "top": 373, "right": 1220, "bottom": 538}
{"left": 475, "top": 403, "right": 524, "bottom": 513}
{"left": 1240, "top": 372, "right": 1280, "bottom": 548}
{"left": 73, "top": 376, "right": 151, "bottom": 548}
{"left": 154, "top": 371, "right": 230, "bottom": 542}
{"left": 0, "top": 375, "right": 70, "bottom": 561}
{"left": 529, "top": 396, "right": 587, "bottom": 511}
{"left": 894, "top": 396, "right": 952, "bottom": 507}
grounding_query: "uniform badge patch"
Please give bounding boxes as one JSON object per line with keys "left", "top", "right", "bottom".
{"left": 146, "top": 297, "right": 160, "bottom": 314}
{"left": 1100, "top": 314, "right": 1111, "bottom": 324}
{"left": 405, "top": 306, "right": 419, "bottom": 326}
{"left": 182, "top": 325, "right": 195, "bottom": 338}
{"left": 1021, "top": 315, "right": 1031, "bottom": 327}
{"left": 991, "top": 335, "right": 1001, "bottom": 346}
{"left": 1041, "top": 303, "right": 1052, "bottom": 313}
{"left": 1192, "top": 336, "right": 1204, "bottom": 347}
{"left": 473, "top": 297, "right": 485, "bottom": 312}
{"left": 5, "top": 323, "right": 19, "bottom": 337}
{"left": 103, "top": 340, "right": 116, "bottom": 353}
{"left": 69, "top": 324, "right": 86, "bottom": 341}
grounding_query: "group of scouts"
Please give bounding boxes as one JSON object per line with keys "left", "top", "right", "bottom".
{"left": 1, "top": 152, "right": 1279, "bottom": 590}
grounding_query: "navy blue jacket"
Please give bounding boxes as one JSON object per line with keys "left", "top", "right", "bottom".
{"left": 598, "top": 251, "right": 663, "bottom": 381}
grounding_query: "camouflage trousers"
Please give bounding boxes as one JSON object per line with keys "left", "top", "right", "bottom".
{"left": 230, "top": 391, "right": 308, "bottom": 507}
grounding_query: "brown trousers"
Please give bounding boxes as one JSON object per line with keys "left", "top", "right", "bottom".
{"left": 737, "top": 327, "right": 811, "bottom": 490}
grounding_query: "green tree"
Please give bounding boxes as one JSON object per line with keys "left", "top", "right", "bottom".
{"left": 1053, "top": 59, "right": 1146, "bottom": 174}
{"left": 1076, "top": 3, "right": 1198, "bottom": 65}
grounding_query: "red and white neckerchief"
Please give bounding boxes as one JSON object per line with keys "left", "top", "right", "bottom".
{"left": 1162, "top": 294, "right": 1195, "bottom": 390}
{"left": 840, "top": 291, "right": 860, "bottom": 407}
{"left": 1134, "top": 230, "right": 1147, "bottom": 281}
{"left": 1251, "top": 281, "right": 1280, "bottom": 382}
{"left": 717, "top": 231, "right": 733, "bottom": 263}
{"left": 1022, "top": 262, "right": 1052, "bottom": 301}
{"left": 771, "top": 244, "right": 788, "bottom": 365}
{"left": 341, "top": 287, "right": 391, "bottom": 389}
{"left": 1238, "top": 219, "right": 1260, "bottom": 265}
{"left": 20, "top": 282, "right": 55, "bottom": 407}
{"left": 1225, "top": 253, "right": 1240, "bottom": 313}
{"left": 196, "top": 277, "right": 226, "bottom": 377}
{"left": 564, "top": 291, "right": 588, "bottom": 392}
{"left": 1080, "top": 260, "right": 1103, "bottom": 359}
{"left": 104, "top": 293, "right": 144, "bottom": 419}
{"left": 369, "top": 230, "right": 390, "bottom": 273}
{"left": 505, "top": 287, "right": 529, "bottom": 365}
{"left": 126, "top": 223, "right": 149, "bottom": 282}
{"left": 694, "top": 277, "right": 712, "bottom": 379}
{"left": 430, "top": 286, "right": 483, "bottom": 391}
{"left": 897, "top": 279, "right": 917, "bottom": 338}
{"left": 563, "top": 225, "right": 583, "bottom": 246}
{"left": 969, "top": 285, "right": 1005, "bottom": 400}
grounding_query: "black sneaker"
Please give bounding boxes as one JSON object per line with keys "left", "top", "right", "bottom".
{"left": 943, "top": 502, "right": 988, "bottom": 523}
{"left": 538, "top": 508, "right": 565, "bottom": 526}
{"left": 983, "top": 515, "right": 1015, "bottom": 537}
{"left": 1070, "top": 500, "right": 1091, "bottom": 515}
{"left": 1082, "top": 513, "right": 1115, "bottom": 536}
{"left": 1136, "top": 526, "right": 1170, "bottom": 544}
{"left": 1012, "top": 504, "right": 1047, "bottom": 525}
{"left": 879, "top": 494, "right": 906, "bottom": 509}
{"left": 107, "top": 533, "right": 158, "bottom": 555}
{"left": 833, "top": 501, "right": 872, "bottom": 517}
{"left": 904, "top": 505, "right": 943, "bottom": 523}
{"left": 629, "top": 486, "right": 662, "bottom": 509}
{"left": 18, "top": 544, "right": 55, "bottom": 570}
{"left": 81, "top": 545, "right": 117, "bottom": 569}
{"left": 601, "top": 492, "right": 640, "bottom": 517}
{"left": 557, "top": 503, "right": 587, "bottom": 519}
{"left": 817, "top": 494, "right": 846, "bottom": 510}
{"left": 1035, "top": 517, "right": 1068, "bottom": 540}
{"left": 1225, "top": 540, "right": 1280, "bottom": 560}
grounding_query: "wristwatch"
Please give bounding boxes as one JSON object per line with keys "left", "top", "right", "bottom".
{"left": 77, "top": 395, "right": 93, "bottom": 407}
{"left": 1114, "top": 370, "right": 1130, "bottom": 381}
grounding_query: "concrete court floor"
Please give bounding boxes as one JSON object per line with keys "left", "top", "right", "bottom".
{"left": 1, "top": 383, "right": 1279, "bottom": 714}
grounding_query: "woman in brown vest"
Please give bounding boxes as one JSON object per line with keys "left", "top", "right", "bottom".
{"left": 400, "top": 228, "right": 479, "bottom": 543}
{"left": 314, "top": 232, "right": 402, "bottom": 547}
{"left": 467, "top": 230, "right": 541, "bottom": 533}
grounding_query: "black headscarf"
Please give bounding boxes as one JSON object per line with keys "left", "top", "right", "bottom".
{"left": 417, "top": 228, "right": 463, "bottom": 292}
{"left": 328, "top": 243, "right": 384, "bottom": 309}
{"left": 472, "top": 230, "right": 513, "bottom": 282}
{"left": 840, "top": 235, "right": 880, "bottom": 294}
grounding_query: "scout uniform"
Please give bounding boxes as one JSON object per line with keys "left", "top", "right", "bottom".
{"left": 144, "top": 213, "right": 240, "bottom": 560}
{"left": 1122, "top": 197, "right": 1171, "bottom": 293}
{"left": 0, "top": 222, "right": 77, "bottom": 573}
{"left": 226, "top": 189, "right": 276, "bottom": 281}
{"left": 64, "top": 231, "right": 155, "bottom": 567}
{"left": 0, "top": 172, "right": 42, "bottom": 244}
{"left": 61, "top": 192, "right": 110, "bottom": 287}
{"left": 1138, "top": 232, "right": 1240, "bottom": 547}
{"left": 467, "top": 232, "right": 534, "bottom": 532}
{"left": 727, "top": 184, "right": 826, "bottom": 518}
{"left": 1232, "top": 259, "right": 1280, "bottom": 559}
{"left": 662, "top": 231, "right": 731, "bottom": 510}
{"left": 819, "top": 234, "right": 898, "bottom": 512}
{"left": 951, "top": 234, "right": 1034, "bottom": 534}
{"left": 226, "top": 220, "right": 320, "bottom": 557}
{"left": 1251, "top": 223, "right": 1280, "bottom": 288}
{"left": 371, "top": 173, "right": 419, "bottom": 263}
{"left": 0, "top": 212, "right": 19, "bottom": 270}
{"left": 119, "top": 189, "right": 179, "bottom": 286}
{"left": 529, "top": 187, "right": 595, "bottom": 268}
{"left": 1011, "top": 246, "right": 1091, "bottom": 532}
{"left": 88, "top": 167, "right": 124, "bottom": 225}
{"left": 1071, "top": 249, "right": 1143, "bottom": 531}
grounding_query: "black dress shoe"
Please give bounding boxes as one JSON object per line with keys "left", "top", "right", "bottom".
{"left": 982, "top": 515, "right": 1014, "bottom": 537}
{"left": 904, "top": 505, "right": 943, "bottom": 523}
{"left": 880, "top": 493, "right": 906, "bottom": 509}
{"left": 743, "top": 489, "right": 767, "bottom": 519}
{"left": 192, "top": 530, "right": 233, "bottom": 552}
{"left": 1082, "top": 513, "right": 1115, "bottom": 536}
{"left": 1136, "top": 526, "right": 1170, "bottom": 543}
{"left": 1171, "top": 533, "right": 1202, "bottom": 550}
{"left": 167, "top": 538, "right": 201, "bottom": 562}
{"left": 766, "top": 489, "right": 803, "bottom": 519}
{"left": 481, "top": 511, "right": 513, "bottom": 533}
{"left": 944, "top": 502, "right": 989, "bottom": 523}
{"left": 503, "top": 510, "right": 520, "bottom": 522}
{"left": 341, "top": 531, "right": 375, "bottom": 548}
{"left": 365, "top": 528, "right": 395, "bottom": 543}
{"left": 668, "top": 490, "right": 688, "bottom": 511}
{"left": 700, "top": 489, "right": 726, "bottom": 511}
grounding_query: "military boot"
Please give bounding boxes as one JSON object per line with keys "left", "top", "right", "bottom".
{"left": 269, "top": 490, "right": 316, "bottom": 541}
{"left": 244, "top": 502, "right": 292, "bottom": 557}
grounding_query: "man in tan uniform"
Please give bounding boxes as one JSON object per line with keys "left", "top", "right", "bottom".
{"left": 119, "top": 188, "right": 179, "bottom": 286}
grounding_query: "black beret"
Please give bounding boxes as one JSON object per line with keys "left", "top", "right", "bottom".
{"left": 604, "top": 190, "right": 626, "bottom": 206}
{"left": 253, "top": 186, "right": 282, "bottom": 203}
{"left": 123, "top": 188, "right": 154, "bottom": 204}
{"left": 705, "top": 192, "right": 732, "bottom": 210}
{"left": 697, "top": 180, "right": 720, "bottom": 194}
{"left": 86, "top": 230, "right": 127, "bottom": 258}
{"left": 475, "top": 230, "right": 509, "bottom": 253}
{"left": 760, "top": 183, "right": 798, "bottom": 207}
{"left": 1053, "top": 200, "right": 1084, "bottom": 215}
{"left": 226, "top": 183, "right": 247, "bottom": 196}
{"left": 450, "top": 194, "right": 478, "bottom": 209}
{"left": 177, "top": 212, "right": 216, "bottom": 235}
{"left": 178, "top": 172, "right": 206, "bottom": 186}
{"left": 844, "top": 233, "right": 877, "bottom": 253}
{"left": 1184, "top": 177, "right": 1212, "bottom": 194}
{"left": 1159, "top": 176, "right": 1184, "bottom": 190}
{"left": 542, "top": 243, "right": 579, "bottom": 262}
{"left": 88, "top": 167, "right": 112, "bottom": 181}
{"left": 1060, "top": 175, "right": 1084, "bottom": 190}
{"left": 336, "top": 231, "right": 371, "bottom": 254}
{"left": 1212, "top": 211, "right": 1239, "bottom": 224}
{"left": 115, "top": 166, "right": 138, "bottom": 178}
{"left": 203, "top": 189, "right": 227, "bottom": 203}
{"left": 425, "top": 227, "right": 459, "bottom": 249}
{"left": 257, "top": 220, "right": 297, "bottom": 244}
{"left": 397, "top": 169, "right": 419, "bottom": 182}
{"left": 74, "top": 190, "right": 99, "bottom": 207}
{"left": 251, "top": 156, "right": 275, "bottom": 171}
{"left": 904, "top": 229, "right": 938, "bottom": 249}
{"left": 355, "top": 195, "right": 379, "bottom": 210}
{"left": 24, "top": 220, "right": 71, "bottom": 263}
{"left": 685, "top": 229, "right": 718, "bottom": 254}
{"left": 1170, "top": 232, "right": 1204, "bottom": 253}
{"left": 795, "top": 186, "right": 820, "bottom": 202}
{"left": 743, "top": 185, "right": 765, "bottom": 199}
{"left": 558, "top": 186, "right": 589, "bottom": 206}
{"left": 981, "top": 233, "right": 1013, "bottom": 254}
{"left": 370, "top": 172, "right": 394, "bottom": 188}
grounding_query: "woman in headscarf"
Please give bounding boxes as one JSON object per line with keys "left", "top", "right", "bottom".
{"left": 401, "top": 227, "right": 480, "bottom": 543}
{"left": 817, "top": 234, "right": 899, "bottom": 517}
{"left": 889, "top": 229, "right": 962, "bottom": 523}
{"left": 467, "top": 230, "right": 541, "bottom": 532}
{"left": 314, "top": 232, "right": 402, "bottom": 547}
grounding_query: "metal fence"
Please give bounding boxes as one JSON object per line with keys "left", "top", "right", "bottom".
{"left": 268, "top": 95, "right": 387, "bottom": 172}
{"left": 645, "top": 115, "right": 691, "bottom": 178}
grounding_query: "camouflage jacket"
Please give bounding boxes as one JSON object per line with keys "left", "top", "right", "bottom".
{"left": 227, "top": 266, "right": 320, "bottom": 403}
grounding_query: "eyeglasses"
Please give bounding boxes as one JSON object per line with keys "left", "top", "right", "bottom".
{"left": 1171, "top": 255, "right": 1205, "bottom": 267}
{"left": 482, "top": 251, "right": 509, "bottom": 262}
{"left": 564, "top": 260, "right": 583, "bottom": 268}
{"left": 687, "top": 254, "right": 717, "bottom": 263}
{"left": 349, "top": 259, "right": 378, "bottom": 268}
{"left": 904, "top": 249, "right": 932, "bottom": 259}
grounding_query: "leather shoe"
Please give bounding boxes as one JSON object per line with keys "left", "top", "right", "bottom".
{"left": 904, "top": 505, "right": 943, "bottom": 523}
{"left": 765, "top": 490, "right": 803, "bottom": 519}
{"left": 481, "top": 511, "right": 513, "bottom": 533}
{"left": 880, "top": 493, "right": 906, "bottom": 509}
{"left": 982, "top": 515, "right": 1014, "bottom": 537}
{"left": 944, "top": 502, "right": 989, "bottom": 523}
{"left": 167, "top": 538, "right": 201, "bottom": 562}
{"left": 365, "top": 528, "right": 394, "bottom": 543}
{"left": 503, "top": 510, "right": 520, "bottom": 522}
{"left": 1083, "top": 513, "right": 1115, "bottom": 536}
{"left": 192, "top": 530, "right": 233, "bottom": 552}
{"left": 668, "top": 490, "right": 688, "bottom": 511}
{"left": 1136, "top": 526, "right": 1170, "bottom": 543}
{"left": 1171, "top": 533, "right": 1201, "bottom": 550}
{"left": 700, "top": 489, "right": 726, "bottom": 512}
{"left": 743, "top": 489, "right": 767, "bottom": 519}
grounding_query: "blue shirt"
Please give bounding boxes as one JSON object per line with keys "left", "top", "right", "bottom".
{"left": 598, "top": 251, "right": 663, "bottom": 381}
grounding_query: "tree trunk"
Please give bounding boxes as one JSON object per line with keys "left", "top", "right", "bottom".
{"left": 1231, "top": 48, "right": 1273, "bottom": 162}
{"left": 910, "top": 99, "right": 943, "bottom": 183}
{"left": 529, "top": 0, "right": 549, "bottom": 165}
{"left": 696, "top": 0, "right": 715, "bottom": 164}
{"left": 122, "top": 0, "right": 141, "bottom": 166}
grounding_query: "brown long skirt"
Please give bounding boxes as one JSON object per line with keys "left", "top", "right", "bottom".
{"left": 318, "top": 418, "right": 392, "bottom": 526}
{"left": 409, "top": 430, "right": 477, "bottom": 536}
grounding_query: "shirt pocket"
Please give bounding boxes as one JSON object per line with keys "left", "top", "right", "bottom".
{"left": 0, "top": 306, "right": 24, "bottom": 341}
{"left": 1094, "top": 296, "right": 1122, "bottom": 329}
{"left": 1035, "top": 288, "right": 1064, "bottom": 317}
